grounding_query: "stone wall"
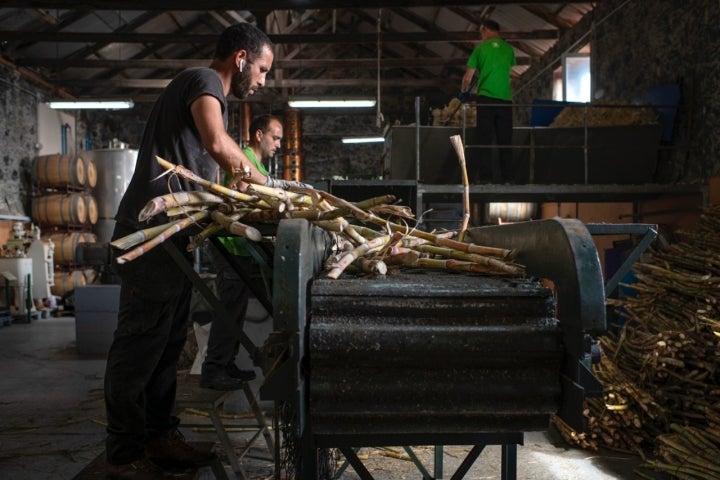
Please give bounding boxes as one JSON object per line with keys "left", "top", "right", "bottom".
{"left": 0, "top": 69, "right": 40, "bottom": 218}
{"left": 591, "top": 0, "right": 720, "bottom": 182}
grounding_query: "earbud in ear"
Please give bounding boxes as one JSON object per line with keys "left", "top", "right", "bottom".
{"left": 239, "top": 59, "right": 244, "bottom": 72}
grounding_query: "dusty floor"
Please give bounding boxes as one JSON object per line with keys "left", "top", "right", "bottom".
{"left": 0, "top": 316, "right": 668, "bottom": 479}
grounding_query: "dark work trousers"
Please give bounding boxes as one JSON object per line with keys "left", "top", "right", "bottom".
{"left": 104, "top": 222, "right": 192, "bottom": 465}
{"left": 202, "top": 242, "right": 250, "bottom": 375}
{"left": 473, "top": 95, "right": 514, "bottom": 183}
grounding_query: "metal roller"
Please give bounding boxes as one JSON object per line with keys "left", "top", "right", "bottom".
{"left": 309, "top": 273, "right": 562, "bottom": 435}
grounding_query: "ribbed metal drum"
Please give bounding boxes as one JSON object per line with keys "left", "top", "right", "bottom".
{"left": 309, "top": 272, "right": 562, "bottom": 435}
{"left": 83, "top": 148, "right": 137, "bottom": 242}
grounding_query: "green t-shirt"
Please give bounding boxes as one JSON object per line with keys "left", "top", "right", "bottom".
{"left": 466, "top": 38, "right": 516, "bottom": 101}
{"left": 217, "top": 146, "right": 267, "bottom": 256}
{"left": 243, "top": 145, "right": 268, "bottom": 176}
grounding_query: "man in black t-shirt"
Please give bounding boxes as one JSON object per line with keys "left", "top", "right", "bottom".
{"left": 104, "top": 23, "right": 300, "bottom": 479}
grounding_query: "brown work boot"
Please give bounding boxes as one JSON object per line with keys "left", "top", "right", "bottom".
{"left": 106, "top": 457, "right": 168, "bottom": 479}
{"left": 145, "top": 428, "right": 216, "bottom": 468}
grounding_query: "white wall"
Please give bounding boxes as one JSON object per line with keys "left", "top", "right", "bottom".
{"left": 37, "top": 103, "right": 76, "bottom": 156}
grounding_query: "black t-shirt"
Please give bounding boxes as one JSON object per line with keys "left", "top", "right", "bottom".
{"left": 115, "top": 67, "right": 227, "bottom": 229}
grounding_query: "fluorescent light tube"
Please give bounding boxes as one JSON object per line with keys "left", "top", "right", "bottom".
{"left": 288, "top": 98, "right": 376, "bottom": 108}
{"left": 341, "top": 136, "right": 385, "bottom": 144}
{"left": 46, "top": 100, "right": 135, "bottom": 110}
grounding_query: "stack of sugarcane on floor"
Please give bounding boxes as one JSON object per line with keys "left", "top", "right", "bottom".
{"left": 112, "top": 156, "right": 523, "bottom": 278}
{"left": 552, "top": 204, "right": 720, "bottom": 480}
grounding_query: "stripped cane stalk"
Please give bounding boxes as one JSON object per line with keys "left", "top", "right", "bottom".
{"left": 327, "top": 234, "right": 394, "bottom": 279}
{"left": 116, "top": 211, "right": 209, "bottom": 264}
{"left": 111, "top": 220, "right": 184, "bottom": 250}
{"left": 138, "top": 191, "right": 224, "bottom": 222}
{"left": 210, "top": 210, "right": 262, "bottom": 242}
{"left": 155, "top": 156, "right": 266, "bottom": 206}
{"left": 415, "top": 258, "right": 513, "bottom": 274}
{"left": 449, "top": 134, "right": 470, "bottom": 240}
{"left": 415, "top": 244, "right": 524, "bottom": 275}
{"left": 354, "top": 257, "right": 388, "bottom": 275}
{"left": 186, "top": 223, "right": 224, "bottom": 251}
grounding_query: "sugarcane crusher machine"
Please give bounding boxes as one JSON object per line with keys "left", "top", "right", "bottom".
{"left": 257, "top": 216, "right": 606, "bottom": 479}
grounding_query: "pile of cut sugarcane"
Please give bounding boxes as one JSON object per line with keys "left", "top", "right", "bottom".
{"left": 555, "top": 204, "right": 720, "bottom": 480}
{"left": 110, "top": 156, "right": 524, "bottom": 279}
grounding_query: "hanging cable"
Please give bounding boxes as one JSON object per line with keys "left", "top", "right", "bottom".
{"left": 376, "top": 8, "right": 384, "bottom": 129}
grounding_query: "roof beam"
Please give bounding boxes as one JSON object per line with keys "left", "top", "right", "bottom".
{"left": 0, "top": 1, "right": 601, "bottom": 10}
{"left": 0, "top": 30, "right": 558, "bottom": 44}
{"left": 57, "top": 77, "right": 452, "bottom": 89}
{"left": 24, "top": 57, "right": 518, "bottom": 69}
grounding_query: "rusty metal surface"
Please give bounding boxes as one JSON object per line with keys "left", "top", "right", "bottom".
{"left": 309, "top": 272, "right": 562, "bottom": 435}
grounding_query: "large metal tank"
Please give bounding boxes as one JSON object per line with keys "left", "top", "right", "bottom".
{"left": 83, "top": 148, "right": 137, "bottom": 243}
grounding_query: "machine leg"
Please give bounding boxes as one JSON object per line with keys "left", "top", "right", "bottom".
{"left": 402, "top": 446, "right": 433, "bottom": 479}
{"left": 449, "top": 445, "right": 485, "bottom": 480}
{"left": 338, "top": 447, "right": 375, "bottom": 480}
{"left": 501, "top": 444, "right": 517, "bottom": 480}
{"left": 434, "top": 445, "right": 443, "bottom": 479}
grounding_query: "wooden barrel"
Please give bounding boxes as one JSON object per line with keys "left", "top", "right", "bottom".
{"left": 85, "top": 195, "right": 98, "bottom": 225}
{"left": 44, "top": 232, "right": 95, "bottom": 265}
{"left": 51, "top": 270, "right": 86, "bottom": 297}
{"left": 33, "top": 154, "right": 86, "bottom": 188}
{"left": 32, "top": 193, "right": 87, "bottom": 226}
{"left": 85, "top": 157, "right": 98, "bottom": 188}
{"left": 484, "top": 202, "right": 537, "bottom": 224}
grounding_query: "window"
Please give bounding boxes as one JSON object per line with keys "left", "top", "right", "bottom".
{"left": 562, "top": 53, "right": 591, "bottom": 103}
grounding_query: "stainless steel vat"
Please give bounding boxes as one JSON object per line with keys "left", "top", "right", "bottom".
{"left": 84, "top": 148, "right": 137, "bottom": 242}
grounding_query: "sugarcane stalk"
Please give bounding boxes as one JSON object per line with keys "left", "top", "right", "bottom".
{"left": 210, "top": 210, "right": 262, "bottom": 242}
{"left": 186, "top": 222, "right": 224, "bottom": 251}
{"left": 326, "top": 235, "right": 393, "bottom": 279}
{"left": 354, "top": 257, "right": 388, "bottom": 275}
{"left": 414, "top": 244, "right": 524, "bottom": 275}
{"left": 138, "top": 191, "right": 224, "bottom": 222}
{"left": 116, "top": 211, "right": 209, "bottom": 264}
{"left": 413, "top": 258, "right": 512, "bottom": 274}
{"left": 449, "top": 134, "right": 470, "bottom": 241}
{"left": 155, "top": 156, "right": 266, "bottom": 206}
{"left": 111, "top": 220, "right": 184, "bottom": 250}
{"left": 166, "top": 205, "right": 208, "bottom": 217}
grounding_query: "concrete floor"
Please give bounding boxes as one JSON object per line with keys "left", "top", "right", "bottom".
{"left": 0, "top": 316, "right": 662, "bottom": 480}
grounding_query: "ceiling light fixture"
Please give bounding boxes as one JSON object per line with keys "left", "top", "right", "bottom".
{"left": 288, "top": 97, "right": 376, "bottom": 109}
{"left": 46, "top": 100, "right": 135, "bottom": 110}
{"left": 341, "top": 136, "right": 385, "bottom": 144}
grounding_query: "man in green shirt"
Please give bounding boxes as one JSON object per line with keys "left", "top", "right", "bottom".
{"left": 461, "top": 19, "right": 516, "bottom": 183}
{"left": 201, "top": 114, "right": 284, "bottom": 390}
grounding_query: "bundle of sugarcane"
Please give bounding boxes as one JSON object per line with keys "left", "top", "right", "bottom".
{"left": 110, "top": 156, "right": 524, "bottom": 279}
{"left": 553, "top": 204, "right": 720, "bottom": 479}
{"left": 579, "top": 341, "right": 667, "bottom": 458}
{"left": 640, "top": 424, "right": 720, "bottom": 480}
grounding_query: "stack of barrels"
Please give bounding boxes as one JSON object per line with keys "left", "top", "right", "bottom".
{"left": 31, "top": 153, "right": 98, "bottom": 296}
